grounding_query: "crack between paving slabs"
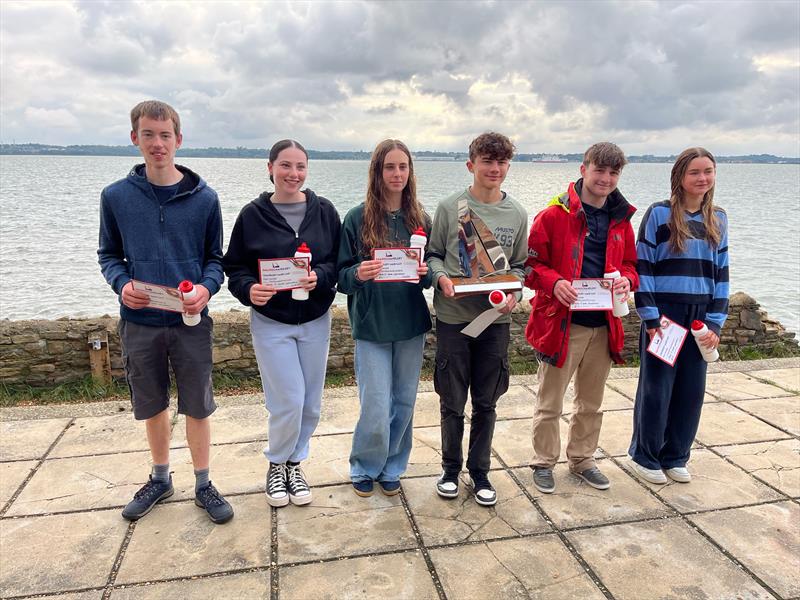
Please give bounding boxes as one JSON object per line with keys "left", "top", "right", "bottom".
{"left": 0, "top": 417, "right": 75, "bottom": 518}
{"left": 270, "top": 504, "right": 279, "bottom": 600}
{"left": 493, "top": 450, "right": 616, "bottom": 600}
{"left": 397, "top": 486, "right": 447, "bottom": 600}
{"left": 484, "top": 541, "right": 533, "bottom": 600}
{"left": 695, "top": 438, "right": 794, "bottom": 500}
{"left": 102, "top": 519, "right": 136, "bottom": 600}
{"left": 723, "top": 399, "right": 799, "bottom": 441}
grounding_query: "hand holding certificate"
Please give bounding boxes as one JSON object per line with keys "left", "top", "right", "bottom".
{"left": 131, "top": 280, "right": 185, "bottom": 313}
{"left": 372, "top": 248, "right": 421, "bottom": 282}
{"left": 258, "top": 257, "right": 310, "bottom": 291}
{"left": 646, "top": 316, "right": 689, "bottom": 366}
{"left": 570, "top": 278, "right": 613, "bottom": 311}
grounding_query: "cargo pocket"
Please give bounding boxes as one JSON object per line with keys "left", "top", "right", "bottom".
{"left": 492, "top": 357, "right": 510, "bottom": 403}
{"left": 433, "top": 356, "right": 448, "bottom": 395}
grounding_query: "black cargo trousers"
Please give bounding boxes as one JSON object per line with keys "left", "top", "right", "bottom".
{"left": 434, "top": 319, "right": 511, "bottom": 476}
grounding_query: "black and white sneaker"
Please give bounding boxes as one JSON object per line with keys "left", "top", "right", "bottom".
{"left": 470, "top": 472, "right": 497, "bottom": 507}
{"left": 287, "top": 462, "right": 312, "bottom": 505}
{"left": 266, "top": 462, "right": 289, "bottom": 507}
{"left": 436, "top": 471, "right": 460, "bottom": 499}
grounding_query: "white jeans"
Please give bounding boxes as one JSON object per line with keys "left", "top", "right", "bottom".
{"left": 250, "top": 309, "right": 331, "bottom": 464}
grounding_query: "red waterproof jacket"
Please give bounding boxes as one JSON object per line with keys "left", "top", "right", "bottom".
{"left": 524, "top": 180, "right": 639, "bottom": 368}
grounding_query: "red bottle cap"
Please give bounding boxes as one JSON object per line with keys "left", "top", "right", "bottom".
{"left": 413, "top": 227, "right": 426, "bottom": 237}
{"left": 691, "top": 320, "right": 705, "bottom": 331}
{"left": 297, "top": 242, "right": 311, "bottom": 253}
{"left": 489, "top": 290, "right": 505, "bottom": 305}
{"left": 178, "top": 280, "right": 194, "bottom": 293}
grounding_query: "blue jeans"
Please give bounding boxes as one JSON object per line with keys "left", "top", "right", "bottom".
{"left": 350, "top": 334, "right": 426, "bottom": 483}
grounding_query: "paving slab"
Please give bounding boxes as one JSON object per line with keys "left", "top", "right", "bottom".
{"left": 46, "top": 592, "right": 104, "bottom": 600}
{"left": 277, "top": 483, "right": 415, "bottom": 563}
{"left": 115, "top": 494, "right": 271, "bottom": 584}
{"left": 606, "top": 378, "right": 716, "bottom": 403}
{"left": 748, "top": 367, "right": 800, "bottom": 393}
{"left": 402, "top": 471, "right": 550, "bottom": 546}
{"left": 494, "top": 384, "right": 535, "bottom": 420}
{"left": 411, "top": 390, "right": 448, "bottom": 428}
{"left": 0, "top": 459, "right": 36, "bottom": 507}
{"left": 567, "top": 518, "right": 773, "bottom": 600}
{"left": 561, "top": 386, "right": 634, "bottom": 415}
{"left": 716, "top": 439, "right": 800, "bottom": 497}
{"left": 515, "top": 461, "right": 672, "bottom": 529}
{"left": 690, "top": 501, "right": 800, "bottom": 598}
{"left": 171, "top": 404, "right": 268, "bottom": 447}
{"left": 622, "top": 449, "right": 784, "bottom": 513}
{"left": 431, "top": 535, "right": 603, "bottom": 599}
{"left": 410, "top": 425, "right": 470, "bottom": 471}
{"left": 732, "top": 395, "right": 800, "bottom": 436}
{"left": 596, "top": 409, "right": 633, "bottom": 457}
{"left": 492, "top": 418, "right": 573, "bottom": 467}
{"left": 50, "top": 414, "right": 149, "bottom": 458}
{"left": 0, "top": 417, "right": 70, "bottom": 460}
{"left": 5, "top": 450, "right": 165, "bottom": 516}
{"left": 110, "top": 571, "right": 270, "bottom": 599}
{"left": 696, "top": 402, "right": 790, "bottom": 446}
{"left": 170, "top": 441, "right": 266, "bottom": 500}
{"left": 280, "top": 550, "right": 438, "bottom": 600}
{"left": 407, "top": 426, "right": 451, "bottom": 478}
{"left": 705, "top": 371, "right": 789, "bottom": 400}
{"left": 316, "top": 393, "right": 361, "bottom": 435}
{"left": 0, "top": 508, "right": 128, "bottom": 596}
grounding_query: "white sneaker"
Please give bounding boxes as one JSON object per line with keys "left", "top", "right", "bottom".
{"left": 665, "top": 467, "right": 691, "bottom": 483}
{"left": 631, "top": 461, "right": 668, "bottom": 484}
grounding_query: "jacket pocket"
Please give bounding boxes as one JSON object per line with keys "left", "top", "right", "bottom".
{"left": 164, "top": 259, "right": 202, "bottom": 287}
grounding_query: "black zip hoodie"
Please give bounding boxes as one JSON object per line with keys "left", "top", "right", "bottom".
{"left": 223, "top": 189, "right": 341, "bottom": 324}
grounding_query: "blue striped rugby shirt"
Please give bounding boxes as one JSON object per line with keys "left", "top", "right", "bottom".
{"left": 635, "top": 200, "right": 729, "bottom": 334}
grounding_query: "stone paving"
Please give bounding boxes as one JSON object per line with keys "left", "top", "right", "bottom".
{"left": 1, "top": 358, "right": 798, "bottom": 600}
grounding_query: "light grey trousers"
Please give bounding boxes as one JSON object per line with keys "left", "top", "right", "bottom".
{"left": 250, "top": 309, "right": 331, "bottom": 464}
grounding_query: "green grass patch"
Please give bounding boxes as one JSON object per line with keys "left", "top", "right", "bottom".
{"left": 0, "top": 377, "right": 130, "bottom": 408}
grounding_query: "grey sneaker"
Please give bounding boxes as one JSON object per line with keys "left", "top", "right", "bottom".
{"left": 575, "top": 466, "right": 610, "bottom": 490}
{"left": 122, "top": 475, "right": 174, "bottom": 521}
{"left": 532, "top": 467, "right": 555, "bottom": 494}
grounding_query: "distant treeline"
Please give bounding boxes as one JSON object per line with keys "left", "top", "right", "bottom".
{"left": 1, "top": 144, "right": 797, "bottom": 164}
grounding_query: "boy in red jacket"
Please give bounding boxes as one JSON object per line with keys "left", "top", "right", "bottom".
{"left": 524, "top": 142, "right": 638, "bottom": 493}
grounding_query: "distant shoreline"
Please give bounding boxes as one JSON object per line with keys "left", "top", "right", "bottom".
{"left": 1, "top": 144, "right": 798, "bottom": 164}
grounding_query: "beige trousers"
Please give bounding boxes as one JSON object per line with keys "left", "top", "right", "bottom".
{"left": 532, "top": 324, "right": 612, "bottom": 473}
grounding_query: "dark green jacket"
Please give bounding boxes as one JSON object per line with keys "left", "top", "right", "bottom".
{"left": 337, "top": 203, "right": 433, "bottom": 342}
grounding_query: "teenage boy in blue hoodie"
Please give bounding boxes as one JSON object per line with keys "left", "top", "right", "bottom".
{"left": 98, "top": 100, "right": 233, "bottom": 524}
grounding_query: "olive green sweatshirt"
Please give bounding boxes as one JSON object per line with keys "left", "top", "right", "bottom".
{"left": 427, "top": 188, "right": 528, "bottom": 325}
{"left": 337, "top": 203, "right": 433, "bottom": 342}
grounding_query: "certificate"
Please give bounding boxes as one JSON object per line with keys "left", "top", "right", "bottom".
{"left": 131, "top": 280, "right": 185, "bottom": 313}
{"left": 570, "top": 278, "right": 613, "bottom": 311}
{"left": 258, "top": 257, "right": 310, "bottom": 291}
{"left": 372, "top": 247, "right": 421, "bottom": 282}
{"left": 646, "top": 316, "right": 689, "bottom": 367}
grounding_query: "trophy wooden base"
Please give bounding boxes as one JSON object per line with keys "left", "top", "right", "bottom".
{"left": 451, "top": 274, "right": 523, "bottom": 298}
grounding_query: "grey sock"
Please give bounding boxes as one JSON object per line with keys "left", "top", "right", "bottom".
{"left": 152, "top": 463, "right": 170, "bottom": 484}
{"left": 194, "top": 468, "right": 210, "bottom": 492}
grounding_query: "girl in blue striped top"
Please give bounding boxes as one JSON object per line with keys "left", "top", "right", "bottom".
{"left": 629, "top": 147, "right": 729, "bottom": 485}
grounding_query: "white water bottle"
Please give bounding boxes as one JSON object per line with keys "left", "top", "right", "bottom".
{"left": 604, "top": 269, "right": 630, "bottom": 317}
{"left": 178, "top": 280, "right": 201, "bottom": 326}
{"left": 691, "top": 320, "right": 719, "bottom": 362}
{"left": 410, "top": 227, "right": 427, "bottom": 283}
{"left": 292, "top": 242, "right": 312, "bottom": 301}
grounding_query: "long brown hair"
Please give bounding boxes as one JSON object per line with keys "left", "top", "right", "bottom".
{"left": 361, "top": 139, "right": 427, "bottom": 253}
{"left": 668, "top": 147, "right": 722, "bottom": 254}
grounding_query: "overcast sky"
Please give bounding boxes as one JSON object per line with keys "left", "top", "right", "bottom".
{"left": 1, "top": 0, "right": 798, "bottom": 155}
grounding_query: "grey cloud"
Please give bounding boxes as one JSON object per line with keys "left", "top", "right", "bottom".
{"left": 366, "top": 102, "right": 403, "bottom": 115}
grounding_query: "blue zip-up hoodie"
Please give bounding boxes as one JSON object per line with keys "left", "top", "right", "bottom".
{"left": 98, "top": 163, "right": 224, "bottom": 327}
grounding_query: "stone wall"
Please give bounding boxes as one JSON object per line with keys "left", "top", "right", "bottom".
{"left": 0, "top": 291, "right": 796, "bottom": 387}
